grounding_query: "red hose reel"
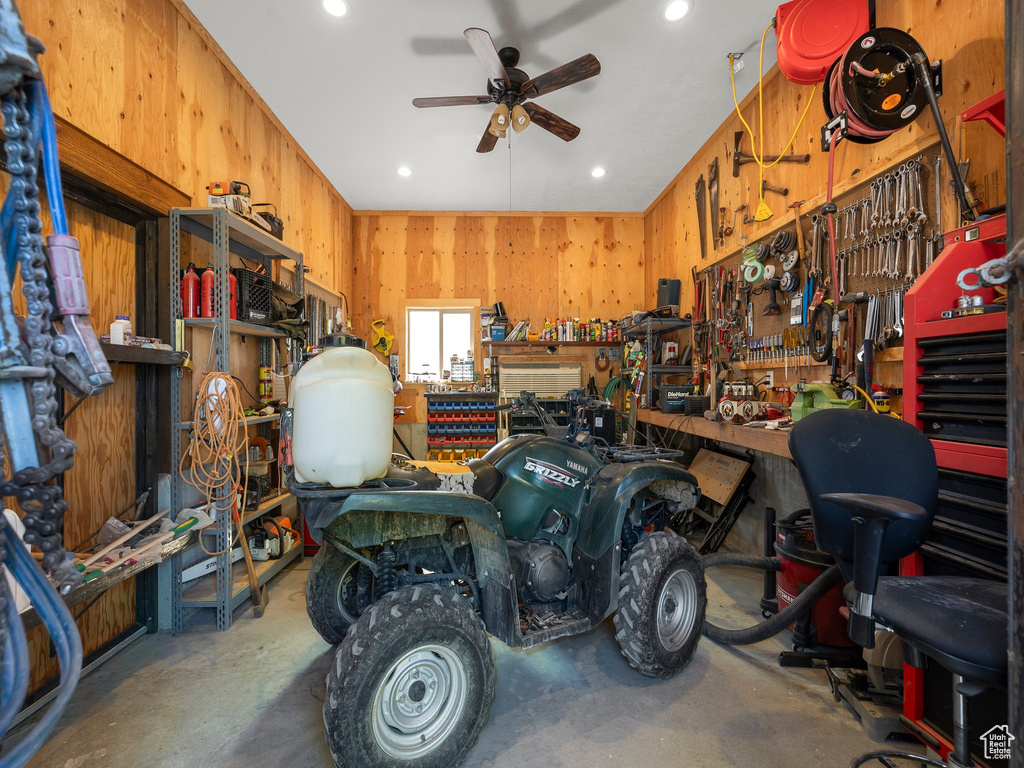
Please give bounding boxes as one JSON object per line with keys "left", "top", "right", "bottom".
{"left": 775, "top": 0, "right": 870, "bottom": 85}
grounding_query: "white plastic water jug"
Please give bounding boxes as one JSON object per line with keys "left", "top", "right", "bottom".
{"left": 290, "top": 339, "right": 394, "bottom": 487}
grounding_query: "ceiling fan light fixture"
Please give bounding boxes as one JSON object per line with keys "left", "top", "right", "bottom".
{"left": 511, "top": 104, "right": 531, "bottom": 133}
{"left": 591, "top": 167, "right": 606, "bottom": 178}
{"left": 489, "top": 103, "right": 510, "bottom": 138}
{"left": 663, "top": 0, "right": 692, "bottom": 22}
{"left": 321, "top": 0, "right": 350, "bottom": 18}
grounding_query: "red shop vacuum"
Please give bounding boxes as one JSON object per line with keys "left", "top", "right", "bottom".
{"left": 774, "top": 509, "right": 853, "bottom": 648}
{"left": 702, "top": 507, "right": 852, "bottom": 649}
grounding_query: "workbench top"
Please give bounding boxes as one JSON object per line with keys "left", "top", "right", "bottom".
{"left": 636, "top": 409, "right": 793, "bottom": 460}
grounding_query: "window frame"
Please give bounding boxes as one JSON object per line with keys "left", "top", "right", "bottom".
{"left": 404, "top": 300, "right": 479, "bottom": 382}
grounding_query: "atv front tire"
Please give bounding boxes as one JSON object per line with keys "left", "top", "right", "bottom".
{"left": 324, "top": 584, "right": 495, "bottom": 768}
{"left": 306, "top": 545, "right": 361, "bottom": 644}
{"left": 614, "top": 531, "right": 706, "bottom": 678}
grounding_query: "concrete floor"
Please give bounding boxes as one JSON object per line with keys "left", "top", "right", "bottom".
{"left": 20, "top": 561, "right": 892, "bottom": 768}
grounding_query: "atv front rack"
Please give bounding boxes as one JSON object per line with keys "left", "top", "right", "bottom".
{"left": 596, "top": 445, "right": 689, "bottom": 464}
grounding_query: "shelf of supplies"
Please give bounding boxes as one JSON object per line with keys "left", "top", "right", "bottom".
{"left": 174, "top": 207, "right": 302, "bottom": 263}
{"left": 182, "top": 317, "right": 287, "bottom": 339}
{"left": 101, "top": 342, "right": 184, "bottom": 366}
{"left": 178, "top": 413, "right": 280, "bottom": 429}
{"left": 637, "top": 408, "right": 792, "bottom": 459}
{"left": 21, "top": 535, "right": 192, "bottom": 633}
{"left": 180, "top": 541, "right": 301, "bottom": 610}
{"left": 239, "top": 492, "right": 292, "bottom": 527}
{"left": 488, "top": 340, "right": 611, "bottom": 348}
{"left": 619, "top": 317, "right": 692, "bottom": 336}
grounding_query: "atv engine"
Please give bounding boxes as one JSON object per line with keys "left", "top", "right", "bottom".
{"left": 507, "top": 539, "right": 569, "bottom": 603}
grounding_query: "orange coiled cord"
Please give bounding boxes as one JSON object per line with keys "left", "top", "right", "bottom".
{"left": 180, "top": 370, "right": 250, "bottom": 555}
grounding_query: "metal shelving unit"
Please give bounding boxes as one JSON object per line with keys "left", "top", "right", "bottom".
{"left": 168, "top": 207, "right": 304, "bottom": 631}
{"left": 620, "top": 316, "right": 692, "bottom": 443}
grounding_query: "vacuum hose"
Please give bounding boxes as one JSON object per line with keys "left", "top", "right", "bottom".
{"left": 702, "top": 561, "right": 843, "bottom": 646}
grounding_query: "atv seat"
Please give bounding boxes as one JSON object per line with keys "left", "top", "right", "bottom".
{"left": 466, "top": 459, "right": 502, "bottom": 501}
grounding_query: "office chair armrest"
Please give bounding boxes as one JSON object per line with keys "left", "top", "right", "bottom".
{"left": 819, "top": 493, "right": 926, "bottom": 649}
{"left": 820, "top": 493, "right": 928, "bottom": 522}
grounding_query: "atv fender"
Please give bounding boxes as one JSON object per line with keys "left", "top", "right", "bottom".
{"left": 319, "top": 491, "right": 521, "bottom": 648}
{"left": 574, "top": 462, "right": 700, "bottom": 622}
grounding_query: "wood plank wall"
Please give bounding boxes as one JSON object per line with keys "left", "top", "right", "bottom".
{"left": 351, "top": 213, "right": 646, "bottom": 421}
{"left": 644, "top": 0, "right": 1006, "bottom": 313}
{"left": 23, "top": 0, "right": 353, "bottom": 295}
{"left": 17, "top": 0, "right": 355, "bottom": 689}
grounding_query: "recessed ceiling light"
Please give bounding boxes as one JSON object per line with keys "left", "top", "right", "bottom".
{"left": 397, "top": 166, "right": 412, "bottom": 177}
{"left": 321, "top": 0, "right": 349, "bottom": 18}
{"left": 591, "top": 167, "right": 606, "bottom": 178}
{"left": 663, "top": 0, "right": 692, "bottom": 22}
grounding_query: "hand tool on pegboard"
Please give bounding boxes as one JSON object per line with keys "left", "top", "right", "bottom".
{"left": 708, "top": 158, "right": 721, "bottom": 250}
{"left": 732, "top": 131, "right": 810, "bottom": 178}
{"left": 695, "top": 174, "right": 707, "bottom": 260}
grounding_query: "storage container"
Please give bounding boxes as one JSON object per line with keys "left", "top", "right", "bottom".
{"left": 290, "top": 339, "right": 393, "bottom": 487}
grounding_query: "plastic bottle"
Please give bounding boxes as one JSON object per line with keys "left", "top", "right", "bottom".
{"left": 181, "top": 264, "right": 200, "bottom": 318}
{"left": 290, "top": 338, "right": 394, "bottom": 487}
{"left": 109, "top": 315, "right": 132, "bottom": 345}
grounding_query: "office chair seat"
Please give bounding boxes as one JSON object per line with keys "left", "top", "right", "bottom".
{"left": 843, "top": 577, "right": 1008, "bottom": 688}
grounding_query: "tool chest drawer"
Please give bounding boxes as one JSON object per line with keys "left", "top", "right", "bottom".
{"left": 920, "top": 468, "right": 1007, "bottom": 580}
{"left": 915, "top": 330, "right": 1007, "bottom": 447}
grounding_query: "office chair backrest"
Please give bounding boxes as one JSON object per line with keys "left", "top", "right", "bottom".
{"left": 788, "top": 409, "right": 938, "bottom": 568}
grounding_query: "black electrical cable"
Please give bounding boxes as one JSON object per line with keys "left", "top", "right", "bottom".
{"left": 809, "top": 302, "right": 834, "bottom": 363}
{"left": 231, "top": 375, "right": 263, "bottom": 406}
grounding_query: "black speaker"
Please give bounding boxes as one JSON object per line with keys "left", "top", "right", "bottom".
{"left": 657, "top": 278, "right": 681, "bottom": 310}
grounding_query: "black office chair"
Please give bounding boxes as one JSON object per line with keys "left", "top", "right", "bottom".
{"left": 788, "top": 409, "right": 1008, "bottom": 768}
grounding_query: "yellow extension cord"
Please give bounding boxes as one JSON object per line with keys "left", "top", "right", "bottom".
{"left": 729, "top": 23, "right": 818, "bottom": 220}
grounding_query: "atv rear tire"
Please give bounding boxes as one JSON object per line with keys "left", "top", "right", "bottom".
{"left": 306, "top": 545, "right": 361, "bottom": 644}
{"left": 324, "top": 585, "right": 495, "bottom": 768}
{"left": 614, "top": 531, "right": 706, "bottom": 678}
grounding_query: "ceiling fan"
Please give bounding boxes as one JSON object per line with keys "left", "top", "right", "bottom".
{"left": 412, "top": 28, "right": 601, "bottom": 153}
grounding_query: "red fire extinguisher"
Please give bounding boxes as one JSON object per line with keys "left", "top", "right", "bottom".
{"left": 181, "top": 264, "right": 200, "bottom": 318}
{"left": 229, "top": 271, "right": 238, "bottom": 320}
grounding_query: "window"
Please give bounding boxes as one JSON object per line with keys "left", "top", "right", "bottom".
{"left": 406, "top": 306, "right": 474, "bottom": 382}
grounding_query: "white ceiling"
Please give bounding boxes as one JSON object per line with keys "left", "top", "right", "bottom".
{"left": 183, "top": 0, "right": 777, "bottom": 212}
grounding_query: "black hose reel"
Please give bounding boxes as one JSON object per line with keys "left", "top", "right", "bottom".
{"left": 822, "top": 28, "right": 940, "bottom": 146}
{"left": 821, "top": 27, "right": 978, "bottom": 219}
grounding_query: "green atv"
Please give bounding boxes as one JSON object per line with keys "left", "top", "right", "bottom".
{"left": 285, "top": 389, "right": 706, "bottom": 768}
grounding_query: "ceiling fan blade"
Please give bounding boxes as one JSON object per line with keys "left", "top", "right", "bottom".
{"left": 476, "top": 124, "right": 499, "bottom": 153}
{"left": 521, "top": 54, "right": 601, "bottom": 98}
{"left": 524, "top": 104, "right": 580, "bottom": 142}
{"left": 464, "top": 28, "right": 508, "bottom": 88}
{"left": 413, "top": 96, "right": 492, "bottom": 108}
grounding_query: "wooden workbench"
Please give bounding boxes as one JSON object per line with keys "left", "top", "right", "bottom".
{"left": 637, "top": 409, "right": 793, "bottom": 459}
